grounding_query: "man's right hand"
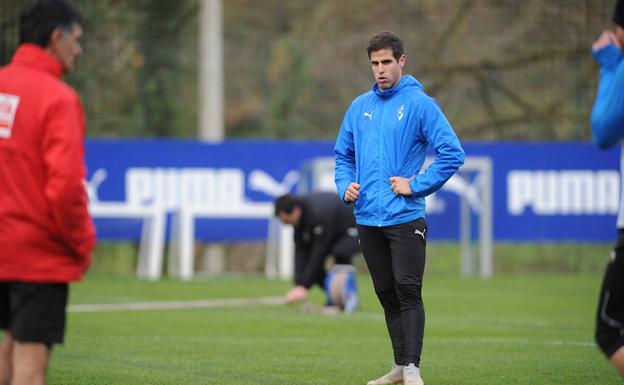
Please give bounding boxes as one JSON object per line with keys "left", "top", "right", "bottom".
{"left": 593, "top": 30, "right": 621, "bottom": 52}
{"left": 344, "top": 182, "right": 360, "bottom": 202}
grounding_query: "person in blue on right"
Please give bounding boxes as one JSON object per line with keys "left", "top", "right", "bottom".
{"left": 591, "top": 0, "right": 624, "bottom": 376}
{"left": 334, "top": 31, "right": 464, "bottom": 385}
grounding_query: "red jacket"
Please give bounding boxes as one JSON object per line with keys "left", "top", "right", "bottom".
{"left": 0, "top": 44, "right": 95, "bottom": 282}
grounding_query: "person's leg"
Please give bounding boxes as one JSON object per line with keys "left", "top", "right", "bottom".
{"left": 8, "top": 283, "right": 67, "bottom": 385}
{"left": 610, "top": 345, "right": 624, "bottom": 375}
{"left": 357, "top": 224, "right": 404, "bottom": 366}
{"left": 10, "top": 341, "right": 49, "bottom": 385}
{"left": 385, "top": 218, "right": 427, "bottom": 368}
{"left": 595, "top": 231, "right": 624, "bottom": 375}
{"left": 0, "top": 332, "right": 12, "bottom": 385}
{"left": 331, "top": 229, "right": 360, "bottom": 265}
{"left": 327, "top": 232, "right": 361, "bottom": 311}
{"left": 0, "top": 283, "right": 12, "bottom": 385}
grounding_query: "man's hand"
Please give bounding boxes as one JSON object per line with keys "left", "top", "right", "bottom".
{"left": 389, "top": 176, "right": 413, "bottom": 196}
{"left": 593, "top": 30, "right": 621, "bottom": 52}
{"left": 285, "top": 285, "right": 309, "bottom": 305}
{"left": 344, "top": 182, "right": 360, "bottom": 202}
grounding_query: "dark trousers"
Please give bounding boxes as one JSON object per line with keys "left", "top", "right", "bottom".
{"left": 358, "top": 218, "right": 427, "bottom": 366}
{"left": 297, "top": 231, "right": 360, "bottom": 288}
{"left": 595, "top": 229, "right": 624, "bottom": 358}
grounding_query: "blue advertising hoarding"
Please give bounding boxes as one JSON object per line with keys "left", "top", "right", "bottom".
{"left": 86, "top": 139, "right": 620, "bottom": 243}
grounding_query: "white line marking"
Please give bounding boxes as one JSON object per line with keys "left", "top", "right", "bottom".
{"left": 445, "top": 337, "right": 595, "bottom": 348}
{"left": 68, "top": 296, "right": 285, "bottom": 313}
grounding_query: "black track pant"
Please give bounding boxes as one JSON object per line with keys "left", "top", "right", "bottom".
{"left": 358, "top": 218, "right": 427, "bottom": 366}
{"left": 595, "top": 229, "right": 624, "bottom": 358}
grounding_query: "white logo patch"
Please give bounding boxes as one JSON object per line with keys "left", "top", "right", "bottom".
{"left": 363, "top": 110, "right": 374, "bottom": 120}
{"left": 397, "top": 105, "right": 404, "bottom": 122}
{"left": 414, "top": 228, "right": 426, "bottom": 239}
{"left": 0, "top": 93, "right": 20, "bottom": 139}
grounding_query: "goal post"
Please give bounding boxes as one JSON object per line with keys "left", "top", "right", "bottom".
{"left": 457, "top": 156, "right": 493, "bottom": 278}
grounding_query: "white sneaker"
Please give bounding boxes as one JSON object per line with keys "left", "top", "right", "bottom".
{"left": 403, "top": 363, "right": 424, "bottom": 385}
{"left": 366, "top": 363, "right": 403, "bottom": 385}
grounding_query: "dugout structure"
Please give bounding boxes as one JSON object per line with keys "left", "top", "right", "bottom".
{"left": 266, "top": 156, "right": 493, "bottom": 279}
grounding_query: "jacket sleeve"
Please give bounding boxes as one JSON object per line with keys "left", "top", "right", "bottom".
{"left": 42, "top": 93, "right": 96, "bottom": 261}
{"left": 591, "top": 43, "right": 624, "bottom": 149}
{"left": 409, "top": 97, "right": 465, "bottom": 197}
{"left": 297, "top": 218, "right": 336, "bottom": 289}
{"left": 334, "top": 104, "right": 356, "bottom": 204}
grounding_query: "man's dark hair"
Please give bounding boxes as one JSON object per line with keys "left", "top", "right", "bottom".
{"left": 19, "top": 0, "right": 82, "bottom": 48}
{"left": 367, "top": 31, "right": 404, "bottom": 60}
{"left": 274, "top": 194, "right": 302, "bottom": 216}
{"left": 614, "top": 0, "right": 624, "bottom": 27}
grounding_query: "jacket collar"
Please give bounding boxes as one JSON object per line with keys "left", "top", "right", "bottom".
{"left": 11, "top": 43, "right": 64, "bottom": 78}
{"left": 372, "top": 75, "right": 423, "bottom": 99}
{"left": 373, "top": 75, "right": 406, "bottom": 98}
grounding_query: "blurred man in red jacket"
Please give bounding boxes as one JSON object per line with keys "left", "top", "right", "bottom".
{"left": 0, "top": 1, "right": 95, "bottom": 384}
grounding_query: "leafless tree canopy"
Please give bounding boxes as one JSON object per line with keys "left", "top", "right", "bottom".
{"left": 0, "top": 0, "right": 614, "bottom": 139}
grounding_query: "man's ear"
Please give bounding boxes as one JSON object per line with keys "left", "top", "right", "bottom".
{"left": 399, "top": 54, "right": 406, "bottom": 69}
{"left": 47, "top": 27, "right": 64, "bottom": 49}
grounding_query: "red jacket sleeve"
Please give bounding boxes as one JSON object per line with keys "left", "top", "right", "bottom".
{"left": 41, "top": 93, "right": 96, "bottom": 260}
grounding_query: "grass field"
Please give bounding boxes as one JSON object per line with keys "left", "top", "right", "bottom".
{"left": 39, "top": 266, "right": 622, "bottom": 385}
{"left": 2, "top": 242, "right": 618, "bottom": 384}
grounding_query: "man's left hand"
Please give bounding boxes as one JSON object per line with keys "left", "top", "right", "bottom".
{"left": 389, "top": 176, "right": 413, "bottom": 196}
{"left": 285, "top": 285, "right": 309, "bottom": 305}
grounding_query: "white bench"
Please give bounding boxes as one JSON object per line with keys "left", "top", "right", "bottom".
{"left": 168, "top": 203, "right": 274, "bottom": 280}
{"left": 89, "top": 202, "right": 166, "bottom": 280}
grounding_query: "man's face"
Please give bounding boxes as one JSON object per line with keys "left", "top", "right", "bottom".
{"left": 370, "top": 48, "right": 405, "bottom": 90}
{"left": 277, "top": 206, "right": 301, "bottom": 226}
{"left": 47, "top": 23, "right": 83, "bottom": 73}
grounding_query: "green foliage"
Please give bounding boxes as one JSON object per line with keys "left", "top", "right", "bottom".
{"left": 425, "top": 242, "right": 613, "bottom": 276}
{"left": 68, "top": 0, "right": 199, "bottom": 137}
{"left": 0, "top": 1, "right": 616, "bottom": 139}
{"left": 88, "top": 241, "right": 614, "bottom": 277}
{"left": 90, "top": 242, "right": 139, "bottom": 277}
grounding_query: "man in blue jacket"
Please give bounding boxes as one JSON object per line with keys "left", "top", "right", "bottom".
{"left": 591, "top": 0, "right": 624, "bottom": 376}
{"left": 334, "top": 31, "right": 464, "bottom": 385}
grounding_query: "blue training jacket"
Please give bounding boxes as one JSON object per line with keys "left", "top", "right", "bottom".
{"left": 591, "top": 42, "right": 624, "bottom": 228}
{"left": 591, "top": 43, "right": 624, "bottom": 148}
{"left": 334, "top": 75, "right": 465, "bottom": 227}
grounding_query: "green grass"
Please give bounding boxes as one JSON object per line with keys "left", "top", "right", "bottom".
{"left": 2, "top": 242, "right": 619, "bottom": 384}
{"left": 36, "top": 270, "right": 620, "bottom": 385}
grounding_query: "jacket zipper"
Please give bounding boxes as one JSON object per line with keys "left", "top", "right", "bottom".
{"left": 377, "top": 99, "right": 384, "bottom": 227}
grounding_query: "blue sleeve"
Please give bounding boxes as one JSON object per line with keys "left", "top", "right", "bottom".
{"left": 334, "top": 104, "right": 356, "bottom": 203}
{"left": 409, "top": 97, "right": 465, "bottom": 197}
{"left": 591, "top": 43, "right": 624, "bottom": 149}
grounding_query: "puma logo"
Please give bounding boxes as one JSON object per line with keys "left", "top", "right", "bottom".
{"left": 363, "top": 111, "right": 374, "bottom": 120}
{"left": 414, "top": 228, "right": 426, "bottom": 239}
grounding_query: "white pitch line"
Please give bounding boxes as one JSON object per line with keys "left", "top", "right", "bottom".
{"left": 445, "top": 337, "right": 596, "bottom": 348}
{"left": 68, "top": 296, "right": 285, "bottom": 313}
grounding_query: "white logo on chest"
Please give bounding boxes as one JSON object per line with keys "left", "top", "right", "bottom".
{"left": 363, "top": 110, "right": 374, "bottom": 120}
{"left": 397, "top": 105, "right": 405, "bottom": 122}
